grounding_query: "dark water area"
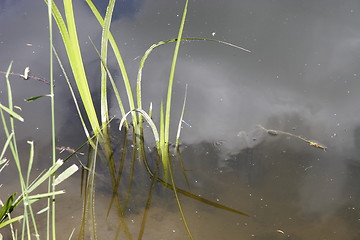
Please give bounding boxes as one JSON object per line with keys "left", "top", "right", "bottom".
{"left": 1, "top": 0, "right": 360, "bottom": 239}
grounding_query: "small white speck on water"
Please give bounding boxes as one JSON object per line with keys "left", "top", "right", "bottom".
{"left": 216, "top": 198, "right": 220, "bottom": 202}
{"left": 172, "top": 230, "right": 176, "bottom": 233}
{"left": 212, "top": 32, "right": 216, "bottom": 36}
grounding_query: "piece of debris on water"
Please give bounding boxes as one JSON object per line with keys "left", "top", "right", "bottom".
{"left": 257, "top": 125, "right": 278, "bottom": 136}
{"left": 56, "top": 146, "right": 84, "bottom": 155}
{"left": 20, "top": 66, "right": 30, "bottom": 80}
{"left": 276, "top": 229, "right": 285, "bottom": 234}
{"left": 257, "top": 124, "right": 327, "bottom": 151}
{"left": 266, "top": 129, "right": 278, "bottom": 136}
{"left": 308, "top": 140, "right": 327, "bottom": 151}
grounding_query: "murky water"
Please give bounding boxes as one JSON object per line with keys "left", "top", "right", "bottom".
{"left": 1, "top": 0, "right": 360, "bottom": 239}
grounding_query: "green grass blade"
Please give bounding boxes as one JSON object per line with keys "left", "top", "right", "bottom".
{"left": 22, "top": 160, "right": 64, "bottom": 197}
{"left": 148, "top": 102, "right": 153, "bottom": 118}
{"left": 159, "top": 101, "right": 168, "bottom": 179}
{"left": 0, "top": 215, "right": 24, "bottom": 229}
{"left": 44, "top": 0, "right": 70, "bottom": 45}
{"left": 26, "top": 141, "right": 34, "bottom": 186}
{"left": 137, "top": 37, "right": 250, "bottom": 92}
{"left": 159, "top": 101, "right": 165, "bottom": 148}
{"left": 46, "top": 0, "right": 100, "bottom": 135}
{"left": 3, "top": 62, "right": 26, "bottom": 192}
{"left": 164, "top": 0, "right": 188, "bottom": 146}
{"left": 85, "top": 0, "right": 137, "bottom": 127}
{"left": 64, "top": 0, "right": 100, "bottom": 134}
{"left": 88, "top": 37, "right": 129, "bottom": 129}
{"left": 119, "top": 109, "right": 160, "bottom": 149}
{"left": 24, "top": 94, "right": 52, "bottom": 102}
{"left": 53, "top": 164, "right": 79, "bottom": 186}
{"left": 175, "top": 84, "right": 188, "bottom": 149}
{"left": 47, "top": 3, "right": 57, "bottom": 237}
{"left": 0, "top": 104, "right": 24, "bottom": 122}
{"left": 0, "top": 132, "right": 13, "bottom": 162}
{"left": 99, "top": 0, "right": 116, "bottom": 126}
{"left": 0, "top": 194, "right": 15, "bottom": 224}
{"left": 27, "top": 191, "right": 66, "bottom": 200}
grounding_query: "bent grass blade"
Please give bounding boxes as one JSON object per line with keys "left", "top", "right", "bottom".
{"left": 0, "top": 104, "right": 24, "bottom": 122}
{"left": 53, "top": 164, "right": 79, "bottom": 186}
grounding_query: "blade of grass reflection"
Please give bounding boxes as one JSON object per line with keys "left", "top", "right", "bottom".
{"left": 122, "top": 132, "right": 137, "bottom": 212}
{"left": 175, "top": 147, "right": 191, "bottom": 190}
{"left": 119, "top": 109, "right": 249, "bottom": 217}
{"left": 137, "top": 151, "right": 161, "bottom": 240}
{"left": 106, "top": 128, "right": 129, "bottom": 217}
{"left": 143, "top": 155, "right": 250, "bottom": 217}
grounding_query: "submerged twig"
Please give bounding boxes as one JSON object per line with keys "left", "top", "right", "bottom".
{"left": 257, "top": 125, "right": 327, "bottom": 151}
{"left": 0, "top": 70, "right": 50, "bottom": 85}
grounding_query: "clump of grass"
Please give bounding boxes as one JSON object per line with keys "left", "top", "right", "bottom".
{"left": 45, "top": 0, "right": 251, "bottom": 238}
{"left": 0, "top": 62, "right": 79, "bottom": 239}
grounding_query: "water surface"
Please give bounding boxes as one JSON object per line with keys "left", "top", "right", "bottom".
{"left": 1, "top": 0, "right": 360, "bottom": 239}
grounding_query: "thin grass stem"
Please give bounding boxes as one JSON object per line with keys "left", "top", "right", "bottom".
{"left": 175, "top": 84, "right": 188, "bottom": 149}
